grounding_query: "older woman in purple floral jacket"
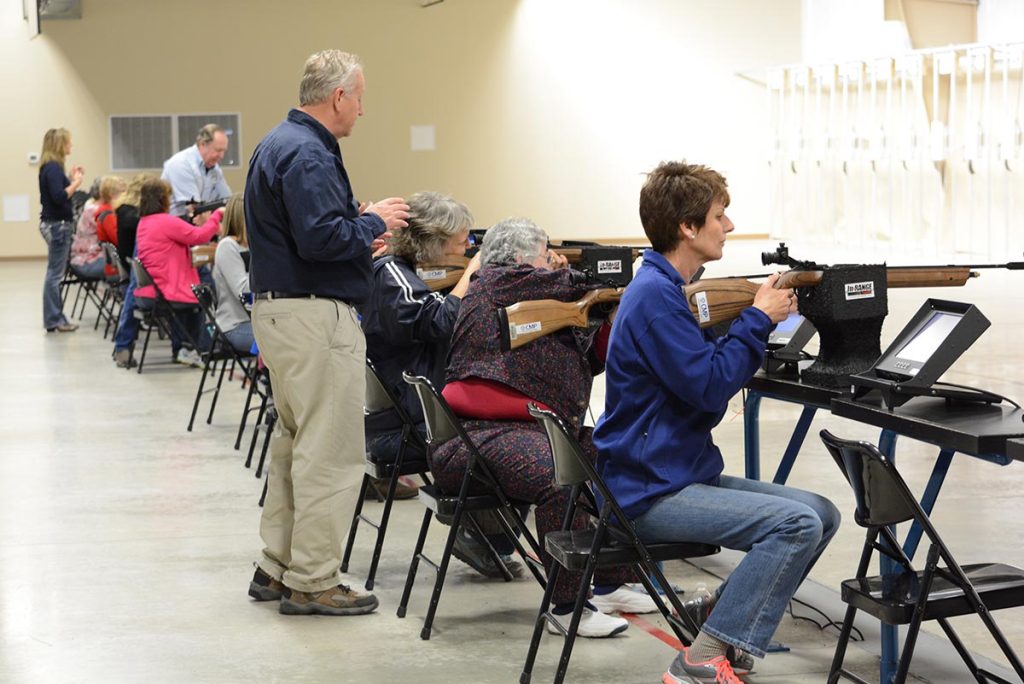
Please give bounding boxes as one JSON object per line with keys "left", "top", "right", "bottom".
{"left": 431, "top": 217, "right": 656, "bottom": 638}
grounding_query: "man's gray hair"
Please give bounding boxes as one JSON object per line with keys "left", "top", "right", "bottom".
{"left": 479, "top": 217, "right": 548, "bottom": 267}
{"left": 299, "top": 50, "right": 363, "bottom": 106}
{"left": 196, "top": 123, "right": 224, "bottom": 146}
{"left": 390, "top": 191, "right": 473, "bottom": 264}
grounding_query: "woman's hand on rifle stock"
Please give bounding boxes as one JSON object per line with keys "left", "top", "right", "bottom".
{"left": 753, "top": 272, "right": 795, "bottom": 324}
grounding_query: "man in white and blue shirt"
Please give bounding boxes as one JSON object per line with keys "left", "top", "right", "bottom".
{"left": 161, "top": 123, "right": 232, "bottom": 217}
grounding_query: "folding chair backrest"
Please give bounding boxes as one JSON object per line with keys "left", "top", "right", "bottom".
{"left": 528, "top": 404, "right": 590, "bottom": 487}
{"left": 819, "top": 429, "right": 920, "bottom": 528}
{"left": 130, "top": 258, "right": 155, "bottom": 290}
{"left": 401, "top": 372, "right": 458, "bottom": 446}
{"left": 100, "top": 241, "right": 127, "bottom": 280}
{"left": 365, "top": 360, "right": 395, "bottom": 414}
{"left": 191, "top": 283, "right": 218, "bottom": 318}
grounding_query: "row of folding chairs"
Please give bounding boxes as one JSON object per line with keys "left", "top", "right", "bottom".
{"left": 336, "top": 365, "right": 1024, "bottom": 684}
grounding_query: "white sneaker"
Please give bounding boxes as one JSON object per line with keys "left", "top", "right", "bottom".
{"left": 589, "top": 585, "right": 659, "bottom": 614}
{"left": 546, "top": 607, "right": 629, "bottom": 638}
{"left": 175, "top": 348, "right": 204, "bottom": 368}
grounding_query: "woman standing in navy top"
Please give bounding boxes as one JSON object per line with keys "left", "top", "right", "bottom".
{"left": 37, "top": 128, "right": 84, "bottom": 332}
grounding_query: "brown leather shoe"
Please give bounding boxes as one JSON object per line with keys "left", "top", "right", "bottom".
{"left": 46, "top": 322, "right": 79, "bottom": 333}
{"left": 279, "top": 583, "right": 379, "bottom": 616}
{"left": 248, "top": 566, "right": 286, "bottom": 601}
{"left": 363, "top": 476, "right": 419, "bottom": 501}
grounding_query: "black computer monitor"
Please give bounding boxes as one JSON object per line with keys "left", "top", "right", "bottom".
{"left": 873, "top": 304, "right": 972, "bottom": 380}
{"left": 768, "top": 312, "right": 810, "bottom": 348}
{"left": 851, "top": 298, "right": 993, "bottom": 408}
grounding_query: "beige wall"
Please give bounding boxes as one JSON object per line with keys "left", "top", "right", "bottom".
{"left": 1, "top": 0, "right": 801, "bottom": 258}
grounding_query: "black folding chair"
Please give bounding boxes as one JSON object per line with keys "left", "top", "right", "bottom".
{"left": 340, "top": 360, "right": 432, "bottom": 590}
{"left": 521, "top": 405, "right": 719, "bottom": 684}
{"left": 98, "top": 241, "right": 128, "bottom": 338}
{"left": 819, "top": 429, "right": 1024, "bottom": 684}
{"left": 129, "top": 258, "right": 200, "bottom": 373}
{"left": 187, "top": 284, "right": 255, "bottom": 431}
{"left": 397, "top": 372, "right": 547, "bottom": 640}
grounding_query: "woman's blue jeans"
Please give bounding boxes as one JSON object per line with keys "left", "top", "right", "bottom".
{"left": 632, "top": 474, "right": 840, "bottom": 658}
{"left": 39, "top": 220, "right": 72, "bottom": 329}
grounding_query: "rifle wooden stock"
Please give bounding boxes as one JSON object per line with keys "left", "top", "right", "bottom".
{"left": 191, "top": 243, "right": 217, "bottom": 268}
{"left": 417, "top": 256, "right": 470, "bottom": 291}
{"left": 684, "top": 266, "right": 979, "bottom": 328}
{"left": 499, "top": 287, "right": 623, "bottom": 351}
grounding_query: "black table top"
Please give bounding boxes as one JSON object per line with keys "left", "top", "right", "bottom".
{"left": 831, "top": 395, "right": 1024, "bottom": 459}
{"left": 747, "top": 362, "right": 847, "bottom": 409}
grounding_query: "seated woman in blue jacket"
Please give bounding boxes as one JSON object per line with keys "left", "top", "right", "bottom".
{"left": 593, "top": 161, "right": 841, "bottom": 684}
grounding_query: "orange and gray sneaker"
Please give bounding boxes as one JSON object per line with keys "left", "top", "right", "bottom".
{"left": 663, "top": 648, "right": 744, "bottom": 684}
{"left": 279, "top": 583, "right": 379, "bottom": 616}
{"left": 248, "top": 566, "right": 286, "bottom": 601}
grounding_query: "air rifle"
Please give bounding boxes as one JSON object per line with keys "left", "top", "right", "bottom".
{"left": 419, "top": 243, "right": 645, "bottom": 292}
{"left": 498, "top": 287, "right": 624, "bottom": 351}
{"left": 186, "top": 197, "right": 229, "bottom": 217}
{"left": 499, "top": 244, "right": 1024, "bottom": 383}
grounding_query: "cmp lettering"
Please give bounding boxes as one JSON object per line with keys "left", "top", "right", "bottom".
{"left": 416, "top": 268, "right": 446, "bottom": 281}
{"left": 695, "top": 291, "right": 711, "bottom": 324}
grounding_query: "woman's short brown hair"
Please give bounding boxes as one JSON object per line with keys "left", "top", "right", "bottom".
{"left": 139, "top": 178, "right": 172, "bottom": 217}
{"left": 639, "top": 161, "right": 729, "bottom": 253}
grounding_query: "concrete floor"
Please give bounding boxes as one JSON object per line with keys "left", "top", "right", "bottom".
{"left": 1, "top": 247, "right": 1022, "bottom": 683}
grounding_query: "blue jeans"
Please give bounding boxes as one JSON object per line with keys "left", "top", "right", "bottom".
{"left": 39, "top": 220, "right": 72, "bottom": 329}
{"left": 113, "top": 269, "right": 138, "bottom": 352}
{"left": 632, "top": 474, "right": 840, "bottom": 658}
{"left": 71, "top": 258, "right": 106, "bottom": 280}
{"left": 223, "top": 321, "right": 255, "bottom": 354}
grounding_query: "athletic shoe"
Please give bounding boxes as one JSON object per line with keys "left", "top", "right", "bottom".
{"left": 589, "top": 585, "right": 659, "bottom": 614}
{"left": 175, "top": 347, "right": 204, "bottom": 368}
{"left": 451, "top": 527, "right": 524, "bottom": 579}
{"left": 546, "top": 607, "right": 629, "bottom": 638}
{"left": 663, "top": 649, "right": 743, "bottom": 684}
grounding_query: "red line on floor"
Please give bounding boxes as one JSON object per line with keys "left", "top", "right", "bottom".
{"left": 623, "top": 613, "right": 683, "bottom": 650}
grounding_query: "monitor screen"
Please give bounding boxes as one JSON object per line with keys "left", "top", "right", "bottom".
{"left": 773, "top": 312, "right": 804, "bottom": 336}
{"left": 894, "top": 311, "right": 961, "bottom": 364}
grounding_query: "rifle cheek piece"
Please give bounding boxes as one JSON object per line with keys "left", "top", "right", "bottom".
{"left": 799, "top": 264, "right": 889, "bottom": 388}
{"left": 497, "top": 307, "right": 513, "bottom": 353}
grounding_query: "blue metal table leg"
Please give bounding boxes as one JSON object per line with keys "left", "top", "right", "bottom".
{"left": 772, "top": 406, "right": 817, "bottom": 485}
{"left": 878, "top": 430, "right": 900, "bottom": 684}
{"left": 744, "top": 391, "right": 763, "bottom": 481}
{"left": 902, "top": 449, "right": 954, "bottom": 561}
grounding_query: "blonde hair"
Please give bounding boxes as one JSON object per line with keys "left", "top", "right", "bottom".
{"left": 220, "top": 194, "right": 246, "bottom": 246}
{"left": 39, "top": 128, "right": 71, "bottom": 168}
{"left": 99, "top": 176, "right": 127, "bottom": 204}
{"left": 114, "top": 173, "right": 154, "bottom": 210}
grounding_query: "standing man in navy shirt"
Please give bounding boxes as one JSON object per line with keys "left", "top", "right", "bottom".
{"left": 244, "top": 49, "right": 409, "bottom": 616}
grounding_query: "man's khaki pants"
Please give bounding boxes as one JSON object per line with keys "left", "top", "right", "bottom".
{"left": 252, "top": 297, "right": 365, "bottom": 593}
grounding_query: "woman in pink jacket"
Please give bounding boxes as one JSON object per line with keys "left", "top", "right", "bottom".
{"left": 135, "top": 177, "right": 222, "bottom": 367}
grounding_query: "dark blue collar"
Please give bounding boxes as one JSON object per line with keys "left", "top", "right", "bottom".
{"left": 287, "top": 108, "right": 341, "bottom": 156}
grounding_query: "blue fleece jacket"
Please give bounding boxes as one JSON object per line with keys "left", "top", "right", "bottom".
{"left": 593, "top": 250, "right": 773, "bottom": 519}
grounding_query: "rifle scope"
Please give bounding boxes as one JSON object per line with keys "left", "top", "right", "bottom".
{"left": 761, "top": 242, "right": 790, "bottom": 267}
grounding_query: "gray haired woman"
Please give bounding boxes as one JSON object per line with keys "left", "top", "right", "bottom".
{"left": 360, "top": 191, "right": 479, "bottom": 482}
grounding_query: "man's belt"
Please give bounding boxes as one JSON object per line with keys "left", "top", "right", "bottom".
{"left": 254, "top": 291, "right": 351, "bottom": 305}
{"left": 255, "top": 291, "right": 325, "bottom": 301}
